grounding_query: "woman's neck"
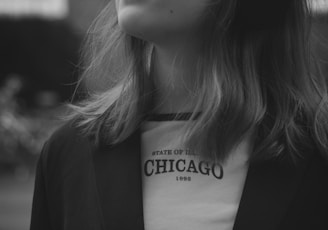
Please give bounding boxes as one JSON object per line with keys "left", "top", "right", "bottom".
{"left": 150, "top": 42, "right": 200, "bottom": 114}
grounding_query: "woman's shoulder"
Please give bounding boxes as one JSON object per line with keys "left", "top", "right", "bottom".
{"left": 46, "top": 121, "right": 90, "bottom": 151}
{"left": 40, "top": 121, "right": 95, "bottom": 171}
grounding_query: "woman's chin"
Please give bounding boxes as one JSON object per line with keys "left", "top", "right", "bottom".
{"left": 118, "top": 14, "right": 160, "bottom": 42}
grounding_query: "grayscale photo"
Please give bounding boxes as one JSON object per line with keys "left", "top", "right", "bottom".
{"left": 1, "top": 0, "right": 328, "bottom": 230}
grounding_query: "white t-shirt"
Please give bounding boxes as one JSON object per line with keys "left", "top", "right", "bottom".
{"left": 141, "top": 119, "right": 251, "bottom": 230}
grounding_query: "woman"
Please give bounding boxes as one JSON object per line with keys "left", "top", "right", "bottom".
{"left": 30, "top": 0, "right": 328, "bottom": 229}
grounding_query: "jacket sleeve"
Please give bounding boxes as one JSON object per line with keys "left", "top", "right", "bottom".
{"left": 30, "top": 142, "right": 53, "bottom": 230}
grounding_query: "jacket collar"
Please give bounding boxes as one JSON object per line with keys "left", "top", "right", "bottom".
{"left": 92, "top": 129, "right": 310, "bottom": 230}
{"left": 92, "top": 130, "right": 144, "bottom": 230}
{"left": 233, "top": 155, "right": 309, "bottom": 230}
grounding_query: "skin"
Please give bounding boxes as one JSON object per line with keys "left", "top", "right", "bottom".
{"left": 116, "top": 0, "right": 209, "bottom": 44}
{"left": 116, "top": 0, "right": 211, "bottom": 113}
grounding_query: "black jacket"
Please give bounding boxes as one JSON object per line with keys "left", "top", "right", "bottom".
{"left": 30, "top": 122, "right": 328, "bottom": 230}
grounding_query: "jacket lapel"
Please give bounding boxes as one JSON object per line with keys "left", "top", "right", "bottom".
{"left": 233, "top": 154, "right": 310, "bottom": 230}
{"left": 92, "top": 130, "right": 144, "bottom": 230}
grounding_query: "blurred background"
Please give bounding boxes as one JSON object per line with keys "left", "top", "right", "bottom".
{"left": 0, "top": 0, "right": 107, "bottom": 229}
{"left": 0, "top": 0, "right": 327, "bottom": 230}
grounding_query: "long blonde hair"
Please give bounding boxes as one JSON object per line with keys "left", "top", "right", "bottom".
{"left": 68, "top": 0, "right": 328, "bottom": 162}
